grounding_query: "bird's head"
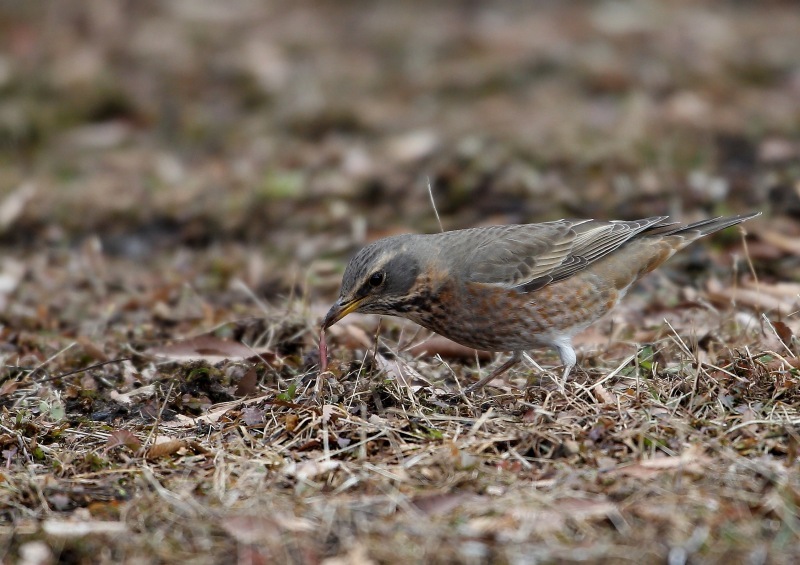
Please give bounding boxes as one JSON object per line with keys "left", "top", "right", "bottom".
{"left": 322, "top": 235, "right": 423, "bottom": 329}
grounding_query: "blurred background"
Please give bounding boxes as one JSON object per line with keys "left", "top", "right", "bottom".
{"left": 0, "top": 0, "right": 798, "bottom": 311}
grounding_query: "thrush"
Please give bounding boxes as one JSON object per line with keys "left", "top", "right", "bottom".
{"left": 322, "top": 213, "right": 759, "bottom": 391}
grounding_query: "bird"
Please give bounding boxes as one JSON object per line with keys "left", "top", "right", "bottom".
{"left": 321, "top": 213, "right": 759, "bottom": 392}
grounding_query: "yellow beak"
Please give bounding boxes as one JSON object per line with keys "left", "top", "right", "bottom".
{"left": 322, "top": 297, "right": 365, "bottom": 329}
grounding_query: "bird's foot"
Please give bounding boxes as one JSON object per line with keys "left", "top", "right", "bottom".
{"left": 551, "top": 363, "right": 575, "bottom": 393}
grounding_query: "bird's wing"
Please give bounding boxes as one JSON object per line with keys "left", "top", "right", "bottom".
{"left": 462, "top": 217, "right": 670, "bottom": 291}
{"left": 458, "top": 221, "right": 581, "bottom": 287}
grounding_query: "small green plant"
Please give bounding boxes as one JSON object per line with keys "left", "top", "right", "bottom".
{"left": 277, "top": 382, "right": 298, "bottom": 402}
{"left": 637, "top": 345, "right": 655, "bottom": 373}
{"left": 39, "top": 398, "right": 65, "bottom": 422}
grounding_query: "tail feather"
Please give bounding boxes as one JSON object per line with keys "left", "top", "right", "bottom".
{"left": 601, "top": 211, "right": 761, "bottom": 289}
{"left": 645, "top": 212, "right": 760, "bottom": 239}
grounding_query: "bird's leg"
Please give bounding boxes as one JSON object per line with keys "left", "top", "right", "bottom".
{"left": 465, "top": 351, "right": 522, "bottom": 392}
{"left": 558, "top": 363, "right": 575, "bottom": 392}
{"left": 554, "top": 339, "right": 577, "bottom": 391}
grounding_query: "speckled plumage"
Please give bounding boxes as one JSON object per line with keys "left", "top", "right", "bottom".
{"left": 322, "top": 213, "right": 759, "bottom": 391}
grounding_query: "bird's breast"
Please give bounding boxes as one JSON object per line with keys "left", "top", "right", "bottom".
{"left": 395, "top": 272, "right": 621, "bottom": 352}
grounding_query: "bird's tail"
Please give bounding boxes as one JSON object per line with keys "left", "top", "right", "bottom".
{"left": 582, "top": 211, "right": 760, "bottom": 292}
{"left": 645, "top": 212, "right": 760, "bottom": 242}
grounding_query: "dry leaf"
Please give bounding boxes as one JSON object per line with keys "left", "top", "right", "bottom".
{"left": 765, "top": 357, "right": 800, "bottom": 371}
{"left": 242, "top": 406, "right": 265, "bottom": 426}
{"left": 593, "top": 384, "right": 616, "bottom": 405}
{"left": 109, "top": 385, "right": 156, "bottom": 405}
{"left": 147, "top": 335, "right": 272, "bottom": 363}
{"left": 284, "top": 413, "right": 299, "bottom": 432}
{"left": 105, "top": 429, "right": 142, "bottom": 451}
{"left": 771, "top": 321, "right": 794, "bottom": 345}
{"left": 77, "top": 337, "right": 109, "bottom": 363}
{"left": 146, "top": 439, "right": 186, "bottom": 460}
{"left": 0, "top": 379, "right": 20, "bottom": 396}
{"left": 235, "top": 368, "right": 258, "bottom": 397}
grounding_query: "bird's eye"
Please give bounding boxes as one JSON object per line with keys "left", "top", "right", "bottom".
{"left": 368, "top": 272, "right": 385, "bottom": 287}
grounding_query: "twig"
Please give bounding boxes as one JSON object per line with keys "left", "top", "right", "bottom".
{"left": 590, "top": 354, "right": 636, "bottom": 390}
{"left": 30, "top": 342, "right": 77, "bottom": 380}
{"left": 761, "top": 314, "right": 794, "bottom": 356}
{"left": 144, "top": 381, "right": 176, "bottom": 449}
{"left": 426, "top": 176, "right": 444, "bottom": 233}
{"left": 35, "top": 357, "right": 131, "bottom": 383}
{"left": 739, "top": 223, "right": 760, "bottom": 305}
{"left": 725, "top": 417, "right": 800, "bottom": 434}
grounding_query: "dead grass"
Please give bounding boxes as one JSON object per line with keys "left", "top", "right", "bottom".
{"left": 2, "top": 257, "right": 799, "bottom": 563}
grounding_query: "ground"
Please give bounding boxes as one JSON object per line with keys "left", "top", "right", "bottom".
{"left": 1, "top": 2, "right": 800, "bottom": 564}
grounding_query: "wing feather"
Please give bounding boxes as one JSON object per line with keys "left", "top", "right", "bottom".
{"left": 455, "top": 216, "right": 669, "bottom": 291}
